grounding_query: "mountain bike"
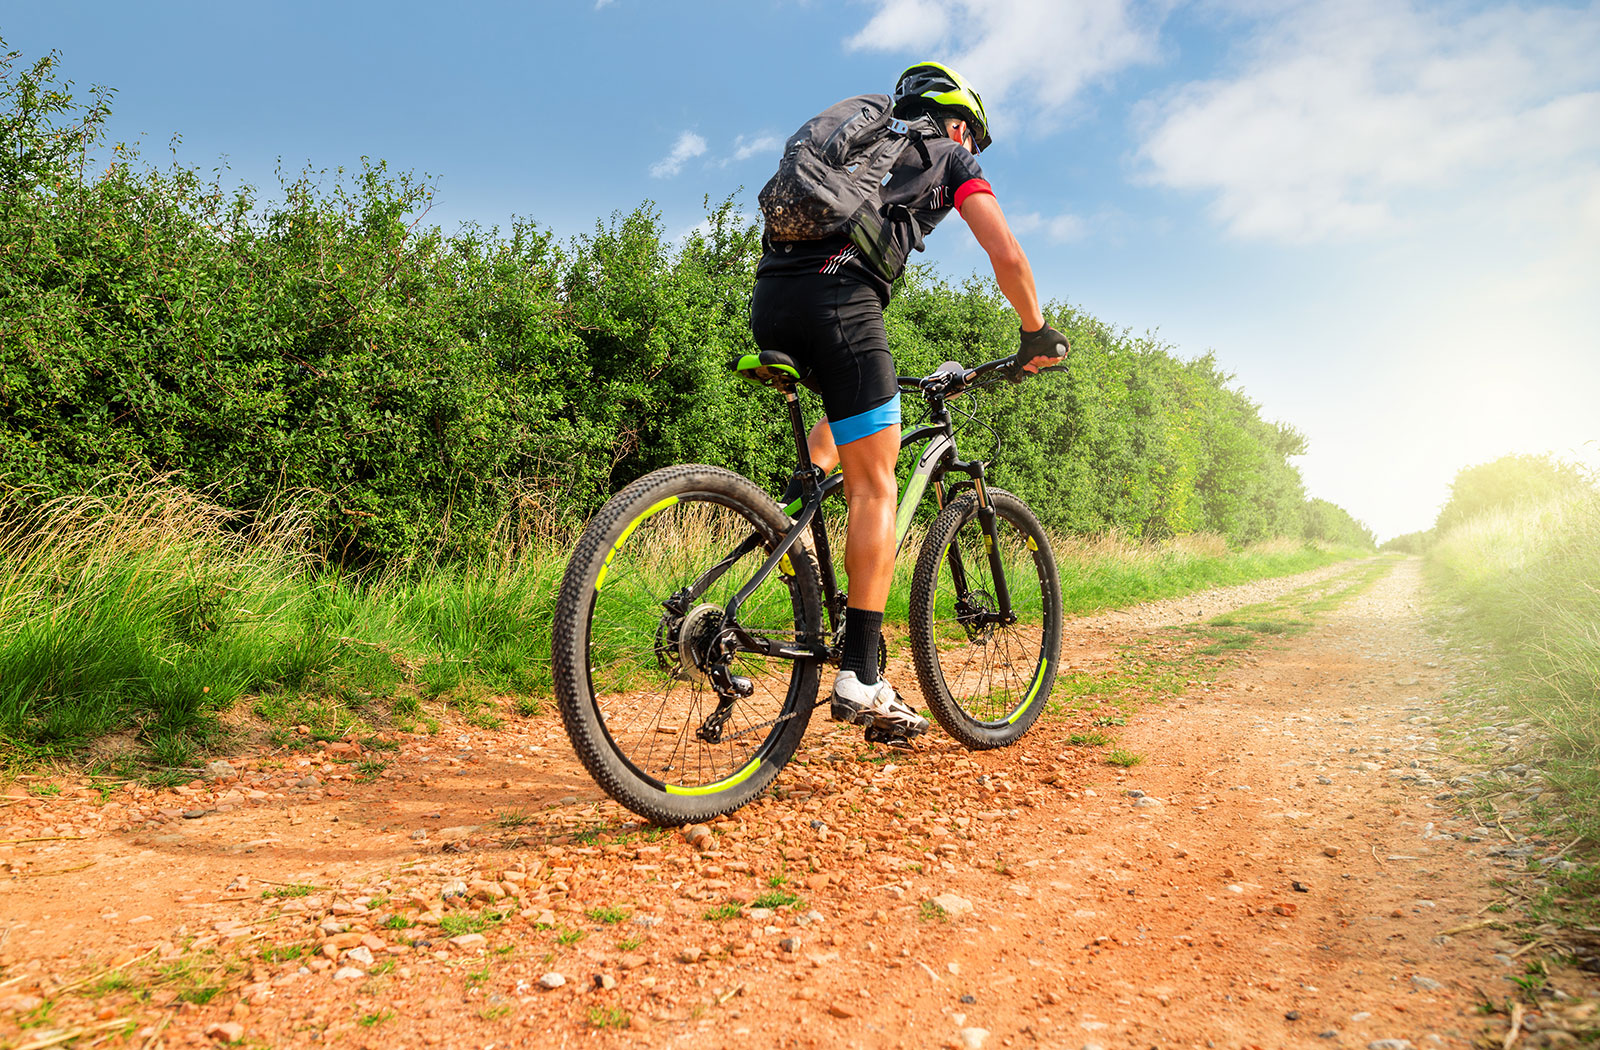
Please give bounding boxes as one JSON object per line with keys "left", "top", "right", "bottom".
{"left": 552, "top": 350, "right": 1065, "bottom": 825}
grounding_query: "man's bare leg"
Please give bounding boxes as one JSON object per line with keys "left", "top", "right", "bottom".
{"left": 806, "top": 416, "right": 928, "bottom": 736}
{"left": 834, "top": 424, "right": 900, "bottom": 613}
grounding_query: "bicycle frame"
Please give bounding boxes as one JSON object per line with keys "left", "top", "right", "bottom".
{"left": 704, "top": 359, "right": 1021, "bottom": 678}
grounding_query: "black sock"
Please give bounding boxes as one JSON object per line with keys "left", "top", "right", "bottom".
{"left": 841, "top": 607, "right": 883, "bottom": 685}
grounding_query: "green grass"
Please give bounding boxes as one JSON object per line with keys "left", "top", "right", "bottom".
{"left": 1425, "top": 488, "right": 1600, "bottom": 925}
{"left": 0, "top": 481, "right": 1371, "bottom": 773}
{"left": 702, "top": 901, "right": 742, "bottom": 922}
{"left": 1047, "top": 535, "right": 1365, "bottom": 618}
{"left": 85, "top": 972, "right": 136, "bottom": 997}
{"left": 586, "top": 1005, "right": 631, "bottom": 1030}
{"left": 752, "top": 889, "right": 804, "bottom": 910}
{"left": 260, "top": 883, "right": 317, "bottom": 899}
{"left": 352, "top": 759, "right": 388, "bottom": 782}
{"left": 585, "top": 905, "right": 630, "bottom": 925}
{"left": 439, "top": 907, "right": 511, "bottom": 937}
{"left": 0, "top": 483, "right": 565, "bottom": 764}
{"left": 554, "top": 926, "right": 585, "bottom": 946}
{"left": 1106, "top": 749, "right": 1144, "bottom": 768}
{"left": 494, "top": 808, "right": 532, "bottom": 829}
{"left": 259, "top": 943, "right": 309, "bottom": 963}
{"left": 918, "top": 900, "right": 948, "bottom": 923}
{"left": 356, "top": 1010, "right": 394, "bottom": 1028}
{"left": 1066, "top": 731, "right": 1112, "bottom": 747}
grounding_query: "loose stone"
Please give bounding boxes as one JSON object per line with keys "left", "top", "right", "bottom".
{"left": 930, "top": 893, "right": 974, "bottom": 919}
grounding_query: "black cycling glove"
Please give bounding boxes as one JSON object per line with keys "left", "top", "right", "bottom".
{"left": 1012, "top": 323, "right": 1071, "bottom": 382}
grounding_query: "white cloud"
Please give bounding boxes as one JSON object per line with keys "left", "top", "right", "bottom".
{"left": 728, "top": 133, "right": 782, "bottom": 165}
{"left": 1010, "top": 209, "right": 1088, "bottom": 242}
{"left": 649, "top": 131, "right": 708, "bottom": 179}
{"left": 1135, "top": 0, "right": 1600, "bottom": 242}
{"left": 846, "top": 0, "right": 1168, "bottom": 134}
{"left": 847, "top": 0, "right": 953, "bottom": 52}
{"left": 594, "top": 0, "right": 614, "bottom": 8}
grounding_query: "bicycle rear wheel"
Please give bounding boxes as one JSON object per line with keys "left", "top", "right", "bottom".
{"left": 552, "top": 465, "right": 823, "bottom": 824}
{"left": 908, "top": 489, "right": 1061, "bottom": 748}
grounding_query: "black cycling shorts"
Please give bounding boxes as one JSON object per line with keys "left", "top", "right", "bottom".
{"left": 749, "top": 274, "right": 901, "bottom": 445}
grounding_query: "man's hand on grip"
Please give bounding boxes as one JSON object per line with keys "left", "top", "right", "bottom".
{"left": 1011, "top": 323, "right": 1070, "bottom": 382}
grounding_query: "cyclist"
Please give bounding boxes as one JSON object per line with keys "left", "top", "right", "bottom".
{"left": 749, "top": 61, "right": 1069, "bottom": 741}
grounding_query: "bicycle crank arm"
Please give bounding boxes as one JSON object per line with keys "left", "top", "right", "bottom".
{"left": 723, "top": 624, "right": 828, "bottom": 662}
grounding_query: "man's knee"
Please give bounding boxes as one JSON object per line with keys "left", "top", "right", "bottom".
{"left": 839, "top": 430, "right": 899, "bottom": 501}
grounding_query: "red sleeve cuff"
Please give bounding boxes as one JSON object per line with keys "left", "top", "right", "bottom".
{"left": 954, "top": 178, "right": 994, "bottom": 213}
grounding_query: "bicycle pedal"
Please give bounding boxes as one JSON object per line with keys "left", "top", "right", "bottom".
{"left": 863, "top": 726, "right": 915, "bottom": 750}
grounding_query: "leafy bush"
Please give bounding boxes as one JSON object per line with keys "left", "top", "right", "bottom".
{"left": 1, "top": 41, "right": 1369, "bottom": 564}
{"left": 1435, "top": 453, "right": 1589, "bottom": 534}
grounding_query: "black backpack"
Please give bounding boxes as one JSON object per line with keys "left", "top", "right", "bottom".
{"left": 758, "top": 94, "right": 936, "bottom": 281}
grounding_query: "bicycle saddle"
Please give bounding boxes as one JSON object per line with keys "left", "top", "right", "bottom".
{"left": 731, "top": 350, "right": 813, "bottom": 388}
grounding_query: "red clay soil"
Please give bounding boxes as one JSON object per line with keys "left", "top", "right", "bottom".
{"left": 2, "top": 558, "right": 1594, "bottom": 1050}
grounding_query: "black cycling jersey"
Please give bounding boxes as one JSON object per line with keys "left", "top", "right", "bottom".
{"left": 755, "top": 134, "right": 991, "bottom": 304}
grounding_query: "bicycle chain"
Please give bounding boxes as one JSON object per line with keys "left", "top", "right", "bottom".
{"left": 719, "top": 705, "right": 809, "bottom": 744}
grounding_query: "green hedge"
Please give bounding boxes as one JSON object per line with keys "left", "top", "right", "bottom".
{"left": 0, "top": 43, "right": 1373, "bottom": 564}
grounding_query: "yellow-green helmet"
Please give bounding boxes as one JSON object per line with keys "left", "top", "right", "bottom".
{"left": 892, "top": 61, "right": 991, "bottom": 153}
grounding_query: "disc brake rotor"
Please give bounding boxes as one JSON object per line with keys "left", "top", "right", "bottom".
{"left": 954, "top": 588, "right": 997, "bottom": 643}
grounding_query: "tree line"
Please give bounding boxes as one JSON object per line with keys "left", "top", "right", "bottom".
{"left": 0, "top": 43, "right": 1375, "bottom": 566}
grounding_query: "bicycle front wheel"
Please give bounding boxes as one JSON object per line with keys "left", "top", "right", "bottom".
{"left": 908, "top": 489, "right": 1062, "bottom": 748}
{"left": 552, "top": 465, "right": 823, "bottom": 825}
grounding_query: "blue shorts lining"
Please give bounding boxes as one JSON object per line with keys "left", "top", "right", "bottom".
{"left": 831, "top": 396, "right": 901, "bottom": 446}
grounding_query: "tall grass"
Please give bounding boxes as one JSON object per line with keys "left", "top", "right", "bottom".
{"left": 1426, "top": 488, "right": 1600, "bottom": 895}
{"left": 0, "top": 482, "right": 564, "bottom": 764}
{"left": 0, "top": 482, "right": 1364, "bottom": 766}
{"left": 1048, "top": 532, "right": 1356, "bottom": 615}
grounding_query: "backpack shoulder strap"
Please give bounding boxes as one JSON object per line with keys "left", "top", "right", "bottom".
{"left": 903, "top": 113, "right": 943, "bottom": 170}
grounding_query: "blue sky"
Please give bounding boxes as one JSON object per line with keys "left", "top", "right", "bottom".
{"left": 7, "top": 0, "right": 1598, "bottom": 539}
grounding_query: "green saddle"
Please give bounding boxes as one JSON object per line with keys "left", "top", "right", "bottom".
{"left": 731, "top": 350, "right": 811, "bottom": 388}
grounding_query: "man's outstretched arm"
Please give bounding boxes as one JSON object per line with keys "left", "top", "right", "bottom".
{"left": 959, "top": 191, "right": 1045, "bottom": 332}
{"left": 960, "top": 191, "right": 1069, "bottom": 372}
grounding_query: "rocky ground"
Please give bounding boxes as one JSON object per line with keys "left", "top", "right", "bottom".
{"left": 2, "top": 557, "right": 1595, "bottom": 1050}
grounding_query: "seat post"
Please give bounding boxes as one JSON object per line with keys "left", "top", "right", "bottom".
{"left": 785, "top": 387, "right": 813, "bottom": 472}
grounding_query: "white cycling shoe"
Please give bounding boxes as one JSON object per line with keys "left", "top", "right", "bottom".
{"left": 829, "top": 671, "right": 930, "bottom": 738}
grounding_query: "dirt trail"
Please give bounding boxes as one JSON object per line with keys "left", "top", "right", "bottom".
{"left": 2, "top": 558, "right": 1590, "bottom": 1049}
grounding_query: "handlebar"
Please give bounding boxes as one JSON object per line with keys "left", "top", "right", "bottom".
{"left": 896, "top": 352, "right": 1067, "bottom": 399}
